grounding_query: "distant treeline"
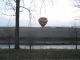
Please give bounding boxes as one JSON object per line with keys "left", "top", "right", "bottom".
{"left": 0, "top": 27, "right": 80, "bottom": 45}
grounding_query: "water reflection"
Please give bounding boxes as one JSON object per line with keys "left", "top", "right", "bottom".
{"left": 0, "top": 44, "right": 80, "bottom": 49}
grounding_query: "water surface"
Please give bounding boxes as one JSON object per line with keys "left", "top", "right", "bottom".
{"left": 0, "top": 44, "right": 80, "bottom": 49}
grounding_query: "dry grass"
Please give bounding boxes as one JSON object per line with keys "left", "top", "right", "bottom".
{"left": 0, "top": 49, "right": 80, "bottom": 60}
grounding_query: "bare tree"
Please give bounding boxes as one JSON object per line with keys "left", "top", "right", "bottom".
{"left": 1, "top": 0, "right": 54, "bottom": 19}
{"left": 73, "top": 0, "right": 80, "bottom": 50}
{"left": 73, "top": 0, "right": 80, "bottom": 8}
{"left": 0, "top": 0, "right": 54, "bottom": 49}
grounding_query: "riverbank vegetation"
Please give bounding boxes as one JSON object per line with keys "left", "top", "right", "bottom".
{"left": 0, "top": 49, "right": 80, "bottom": 60}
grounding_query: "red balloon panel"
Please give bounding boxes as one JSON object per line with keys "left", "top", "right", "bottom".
{"left": 38, "top": 17, "right": 48, "bottom": 28}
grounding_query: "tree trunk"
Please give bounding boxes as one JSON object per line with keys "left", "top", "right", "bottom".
{"left": 15, "top": 0, "right": 20, "bottom": 49}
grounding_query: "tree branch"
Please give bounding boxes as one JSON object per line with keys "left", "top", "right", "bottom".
{"left": 0, "top": 12, "right": 15, "bottom": 16}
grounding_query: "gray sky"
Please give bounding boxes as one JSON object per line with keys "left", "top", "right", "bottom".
{"left": 0, "top": 0, "right": 80, "bottom": 27}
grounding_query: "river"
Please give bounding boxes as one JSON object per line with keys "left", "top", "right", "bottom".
{"left": 0, "top": 44, "right": 80, "bottom": 49}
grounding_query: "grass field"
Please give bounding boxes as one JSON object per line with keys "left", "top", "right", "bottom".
{"left": 0, "top": 49, "right": 80, "bottom": 60}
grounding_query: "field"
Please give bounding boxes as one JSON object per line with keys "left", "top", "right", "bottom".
{"left": 0, "top": 49, "right": 80, "bottom": 60}
{"left": 0, "top": 27, "right": 80, "bottom": 60}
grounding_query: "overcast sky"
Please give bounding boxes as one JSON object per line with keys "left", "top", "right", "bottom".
{"left": 0, "top": 0, "right": 80, "bottom": 27}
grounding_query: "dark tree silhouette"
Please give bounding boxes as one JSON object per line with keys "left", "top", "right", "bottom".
{"left": 15, "top": 0, "right": 20, "bottom": 49}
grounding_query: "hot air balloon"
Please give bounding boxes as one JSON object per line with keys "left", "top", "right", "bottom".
{"left": 38, "top": 17, "right": 48, "bottom": 28}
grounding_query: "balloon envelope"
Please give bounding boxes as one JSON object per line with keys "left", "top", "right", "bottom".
{"left": 38, "top": 17, "right": 48, "bottom": 28}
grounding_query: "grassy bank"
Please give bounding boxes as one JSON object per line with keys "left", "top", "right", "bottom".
{"left": 0, "top": 49, "right": 80, "bottom": 60}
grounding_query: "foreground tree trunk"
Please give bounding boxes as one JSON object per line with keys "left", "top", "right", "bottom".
{"left": 15, "top": 0, "right": 20, "bottom": 49}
